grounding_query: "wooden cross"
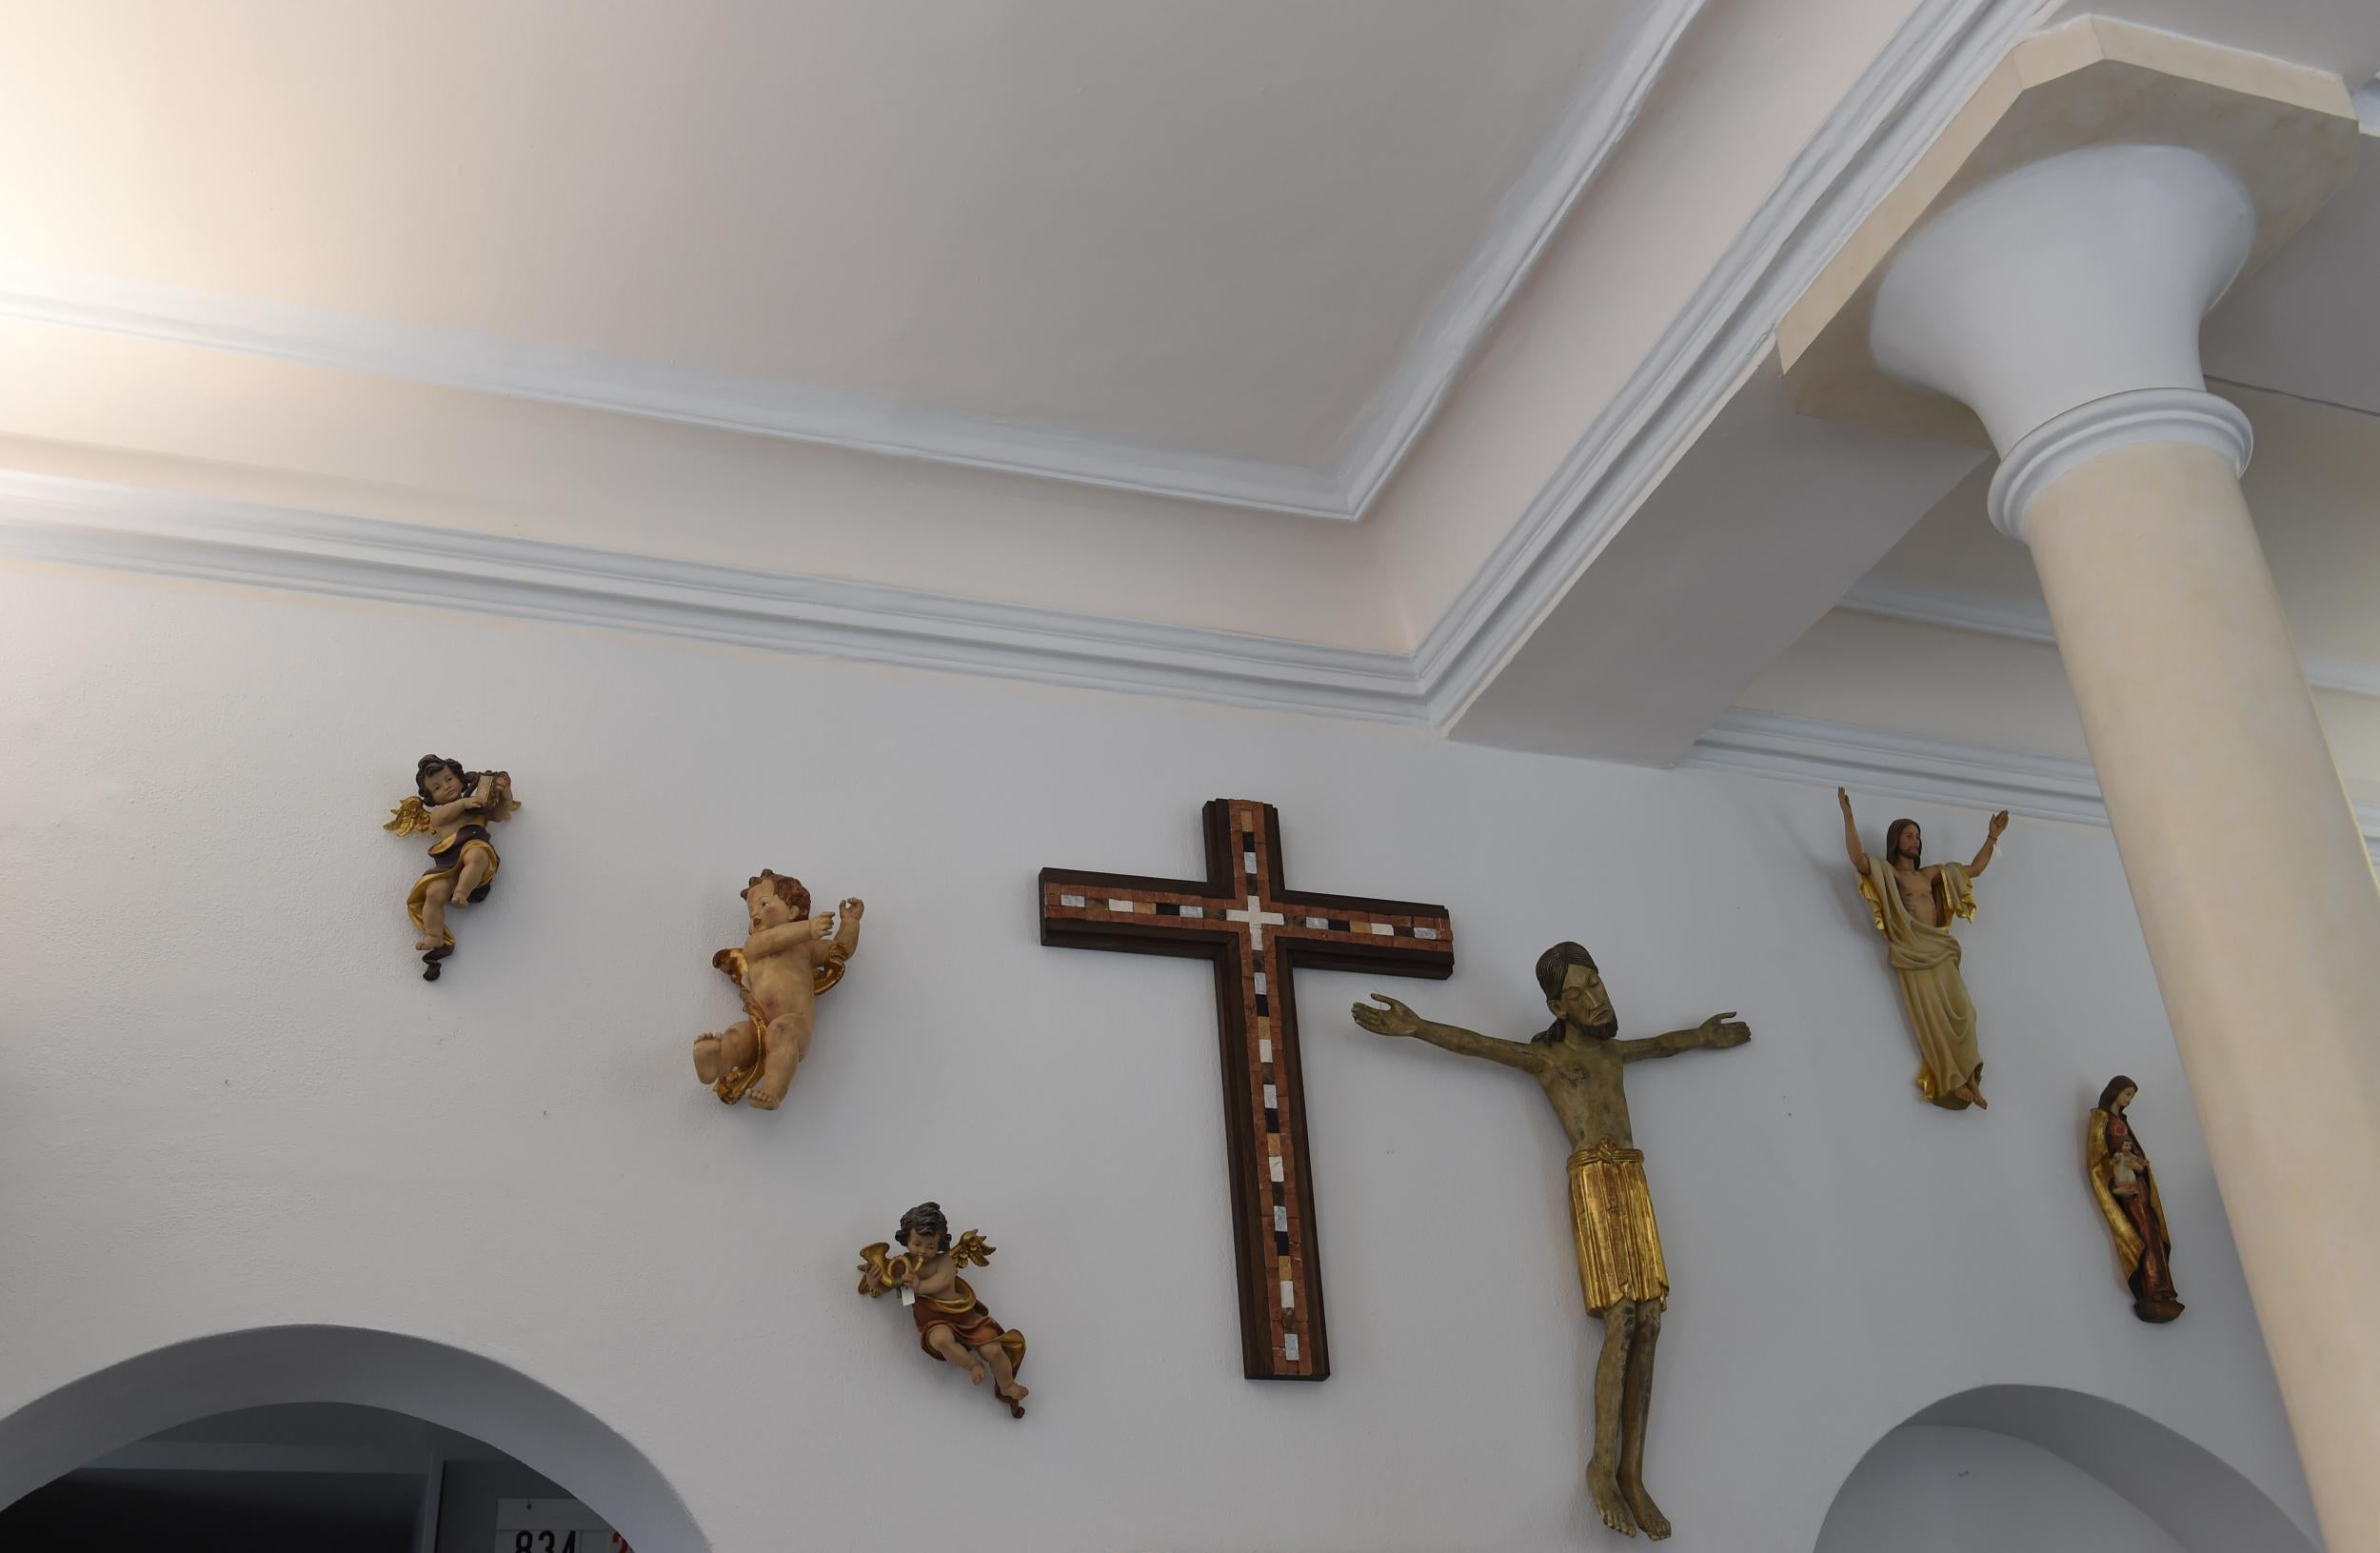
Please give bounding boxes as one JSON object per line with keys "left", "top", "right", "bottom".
{"left": 1040, "top": 798, "right": 1454, "bottom": 1381}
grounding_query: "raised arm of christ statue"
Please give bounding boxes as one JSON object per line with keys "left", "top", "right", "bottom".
{"left": 1353, "top": 943, "right": 1748, "bottom": 1543}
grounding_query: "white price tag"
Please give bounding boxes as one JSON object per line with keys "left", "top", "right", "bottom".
{"left": 494, "top": 1498, "right": 627, "bottom": 1553}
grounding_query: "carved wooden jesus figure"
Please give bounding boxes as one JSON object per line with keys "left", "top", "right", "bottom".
{"left": 1354, "top": 944, "right": 1748, "bottom": 1542}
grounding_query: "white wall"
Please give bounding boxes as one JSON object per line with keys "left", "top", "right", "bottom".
{"left": 1816, "top": 1425, "right": 2185, "bottom": 1553}
{"left": 0, "top": 561, "right": 2319, "bottom": 1551}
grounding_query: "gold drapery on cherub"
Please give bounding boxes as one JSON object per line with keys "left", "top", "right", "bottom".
{"left": 704, "top": 943, "right": 851, "bottom": 1105}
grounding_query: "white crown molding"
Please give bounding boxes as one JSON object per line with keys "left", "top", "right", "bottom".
{"left": 0, "top": 0, "right": 2064, "bottom": 738}
{"left": 1839, "top": 574, "right": 2380, "bottom": 699}
{"left": 0, "top": 0, "right": 1709, "bottom": 526}
{"left": 1411, "top": 0, "right": 2053, "bottom": 727}
{"left": 0, "top": 260, "right": 1352, "bottom": 521}
{"left": 22, "top": 473, "right": 2379, "bottom": 861}
{"left": 0, "top": 471, "right": 1427, "bottom": 724}
{"left": 1331, "top": 0, "right": 1710, "bottom": 518}
{"left": 1682, "top": 707, "right": 2380, "bottom": 851}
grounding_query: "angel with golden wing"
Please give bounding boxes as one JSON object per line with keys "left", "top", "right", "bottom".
{"left": 859, "top": 1203, "right": 1029, "bottom": 1417}
{"left": 385, "top": 754, "right": 519, "bottom": 981}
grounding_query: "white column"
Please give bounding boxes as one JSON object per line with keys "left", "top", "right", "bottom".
{"left": 1873, "top": 143, "right": 2380, "bottom": 1548}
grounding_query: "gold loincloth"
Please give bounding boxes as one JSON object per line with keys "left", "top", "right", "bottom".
{"left": 1568, "top": 1140, "right": 1668, "bottom": 1314}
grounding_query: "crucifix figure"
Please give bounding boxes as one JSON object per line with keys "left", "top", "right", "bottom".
{"left": 1041, "top": 799, "right": 1454, "bottom": 1380}
{"left": 1353, "top": 943, "right": 1748, "bottom": 1541}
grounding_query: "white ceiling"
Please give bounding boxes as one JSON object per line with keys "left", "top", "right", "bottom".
{"left": 0, "top": 0, "right": 1643, "bottom": 479}
{"left": 2205, "top": 149, "right": 2380, "bottom": 420}
{"left": 2052, "top": 0, "right": 2380, "bottom": 81}
{"left": 0, "top": 0, "right": 2370, "bottom": 816}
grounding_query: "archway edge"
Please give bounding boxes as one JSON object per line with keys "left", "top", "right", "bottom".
{"left": 1821, "top": 1381, "right": 2317, "bottom": 1553}
{"left": 0, "top": 1324, "right": 710, "bottom": 1552}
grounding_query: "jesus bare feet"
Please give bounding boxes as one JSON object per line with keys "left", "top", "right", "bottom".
{"left": 1587, "top": 1460, "right": 1638, "bottom": 1538}
{"left": 1621, "top": 1478, "right": 1670, "bottom": 1541}
{"left": 1954, "top": 1083, "right": 1989, "bottom": 1109}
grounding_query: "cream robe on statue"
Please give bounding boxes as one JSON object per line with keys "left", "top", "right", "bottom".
{"left": 1860, "top": 856, "right": 1982, "bottom": 1108}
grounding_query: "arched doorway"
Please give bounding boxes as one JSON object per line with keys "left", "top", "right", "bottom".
{"left": 1815, "top": 1384, "right": 2319, "bottom": 1553}
{"left": 0, "top": 1326, "right": 708, "bottom": 1552}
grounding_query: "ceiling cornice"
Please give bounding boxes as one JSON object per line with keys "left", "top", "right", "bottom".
{"left": 0, "top": 470, "right": 1428, "bottom": 723}
{"left": 0, "top": 0, "right": 2063, "bottom": 742}
{"left": 1840, "top": 574, "right": 2380, "bottom": 699}
{"left": 1683, "top": 707, "right": 2380, "bottom": 851}
{"left": 1414, "top": 0, "right": 2052, "bottom": 726}
{"left": 32, "top": 468, "right": 2362, "bottom": 858}
{"left": 0, "top": 0, "right": 1710, "bottom": 525}
{"left": 0, "top": 258, "right": 1352, "bottom": 520}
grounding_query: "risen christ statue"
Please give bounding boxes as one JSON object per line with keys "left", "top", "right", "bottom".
{"left": 1353, "top": 944, "right": 1748, "bottom": 1541}
{"left": 1836, "top": 789, "right": 2006, "bottom": 1110}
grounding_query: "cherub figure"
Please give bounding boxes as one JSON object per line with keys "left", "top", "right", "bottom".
{"left": 384, "top": 754, "right": 519, "bottom": 981}
{"left": 858, "top": 1202, "right": 1029, "bottom": 1418}
{"left": 691, "top": 870, "right": 863, "bottom": 1109}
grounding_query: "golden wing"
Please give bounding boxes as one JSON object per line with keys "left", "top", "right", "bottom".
{"left": 384, "top": 795, "right": 430, "bottom": 836}
{"left": 814, "top": 943, "right": 849, "bottom": 996}
{"left": 949, "top": 1229, "right": 997, "bottom": 1269}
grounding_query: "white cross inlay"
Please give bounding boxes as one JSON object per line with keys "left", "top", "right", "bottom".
{"left": 1224, "top": 894, "right": 1287, "bottom": 948}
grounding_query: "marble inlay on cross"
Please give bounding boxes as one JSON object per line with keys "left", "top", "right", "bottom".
{"left": 1040, "top": 799, "right": 1454, "bottom": 1380}
{"left": 1225, "top": 894, "right": 1287, "bottom": 947}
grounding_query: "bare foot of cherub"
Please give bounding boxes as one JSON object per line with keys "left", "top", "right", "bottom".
{"left": 1588, "top": 1461, "right": 1637, "bottom": 1538}
{"left": 1622, "top": 1480, "right": 1670, "bottom": 1541}
{"left": 966, "top": 1362, "right": 988, "bottom": 1385}
{"left": 415, "top": 935, "right": 440, "bottom": 952}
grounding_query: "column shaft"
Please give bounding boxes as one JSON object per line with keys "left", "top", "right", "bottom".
{"left": 2027, "top": 438, "right": 2380, "bottom": 1540}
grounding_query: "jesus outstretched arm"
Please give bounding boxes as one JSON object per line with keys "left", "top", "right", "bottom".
{"left": 1353, "top": 994, "right": 1546, "bottom": 1072}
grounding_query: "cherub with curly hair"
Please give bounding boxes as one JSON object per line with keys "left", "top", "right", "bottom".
{"left": 858, "top": 1203, "right": 1029, "bottom": 1417}
{"left": 384, "top": 754, "right": 519, "bottom": 981}
{"left": 692, "top": 870, "right": 863, "bottom": 1109}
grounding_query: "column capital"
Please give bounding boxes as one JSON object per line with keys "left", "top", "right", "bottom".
{"left": 1869, "top": 144, "right": 2254, "bottom": 457}
{"left": 1986, "top": 388, "right": 2252, "bottom": 542}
